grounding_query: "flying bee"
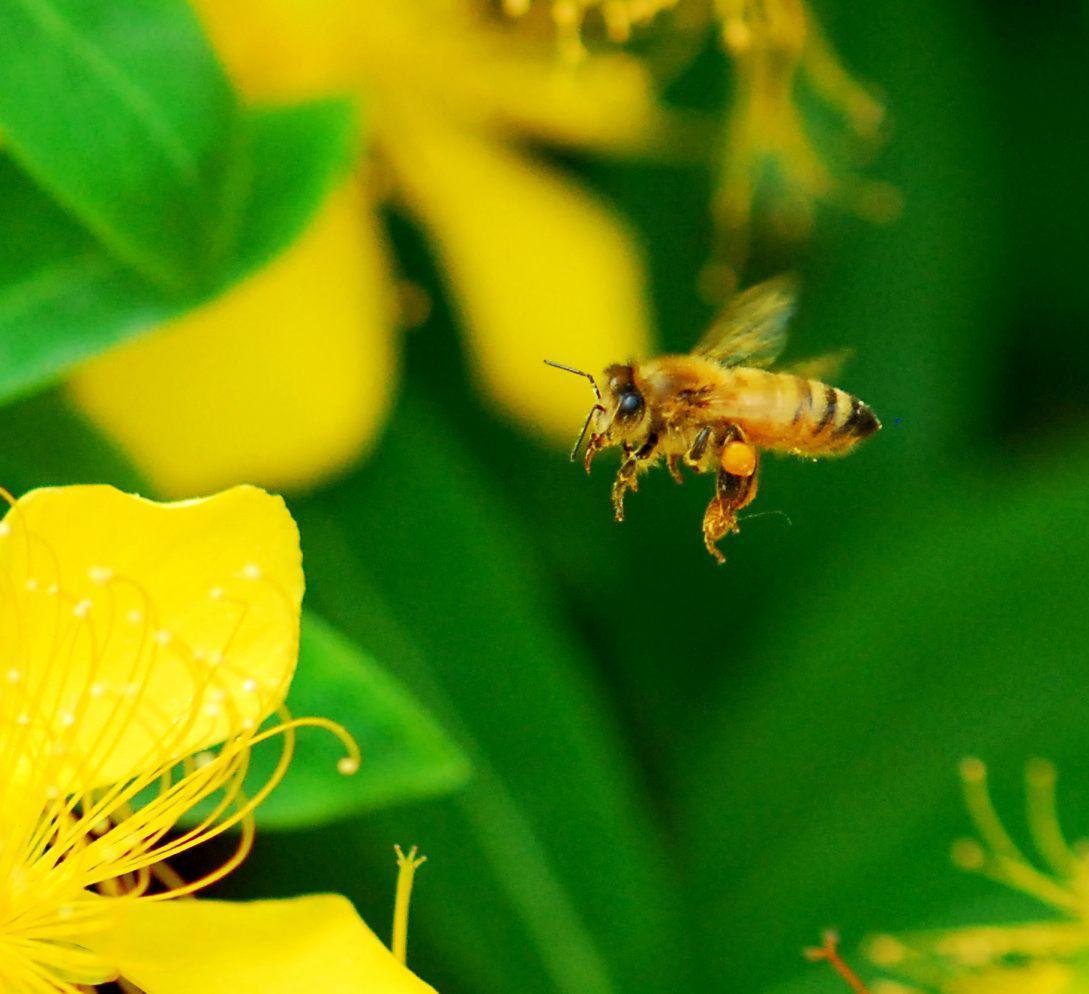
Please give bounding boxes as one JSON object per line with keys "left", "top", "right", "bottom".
{"left": 545, "top": 275, "right": 880, "bottom": 563}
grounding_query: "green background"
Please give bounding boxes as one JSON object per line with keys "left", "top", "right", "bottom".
{"left": 2, "top": 1, "right": 1088, "bottom": 992}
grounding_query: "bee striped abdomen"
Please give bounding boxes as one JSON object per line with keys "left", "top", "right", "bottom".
{"left": 704, "top": 367, "right": 879, "bottom": 455}
{"left": 833, "top": 394, "right": 880, "bottom": 440}
{"left": 810, "top": 382, "right": 879, "bottom": 452}
{"left": 814, "top": 385, "right": 840, "bottom": 435}
{"left": 789, "top": 375, "right": 813, "bottom": 426}
{"left": 774, "top": 376, "right": 879, "bottom": 453}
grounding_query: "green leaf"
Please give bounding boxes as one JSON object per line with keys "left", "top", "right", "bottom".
{"left": 250, "top": 612, "right": 472, "bottom": 830}
{"left": 0, "top": 98, "right": 356, "bottom": 404}
{"left": 279, "top": 387, "right": 688, "bottom": 994}
{"left": 231, "top": 100, "right": 358, "bottom": 278}
{"left": 0, "top": 0, "right": 239, "bottom": 291}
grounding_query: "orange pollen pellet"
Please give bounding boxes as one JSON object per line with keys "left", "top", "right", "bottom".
{"left": 721, "top": 440, "right": 757, "bottom": 477}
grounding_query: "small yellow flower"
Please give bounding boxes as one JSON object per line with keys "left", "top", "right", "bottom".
{"left": 865, "top": 759, "right": 1089, "bottom": 994}
{"left": 0, "top": 484, "right": 433, "bottom": 993}
{"left": 68, "top": 0, "right": 658, "bottom": 497}
{"left": 710, "top": 0, "right": 897, "bottom": 282}
{"left": 505, "top": 0, "right": 897, "bottom": 287}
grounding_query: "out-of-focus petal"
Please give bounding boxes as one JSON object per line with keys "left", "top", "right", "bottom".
{"left": 68, "top": 184, "right": 398, "bottom": 497}
{"left": 0, "top": 485, "right": 301, "bottom": 787}
{"left": 361, "top": 3, "right": 666, "bottom": 154}
{"left": 194, "top": 0, "right": 667, "bottom": 154}
{"left": 415, "top": 18, "right": 666, "bottom": 154}
{"left": 94, "top": 895, "right": 437, "bottom": 994}
{"left": 385, "top": 109, "right": 653, "bottom": 439}
{"left": 189, "top": 0, "right": 351, "bottom": 100}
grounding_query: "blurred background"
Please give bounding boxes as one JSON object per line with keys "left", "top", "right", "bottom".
{"left": 2, "top": 1, "right": 1089, "bottom": 992}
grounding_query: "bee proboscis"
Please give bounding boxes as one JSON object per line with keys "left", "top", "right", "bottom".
{"left": 545, "top": 275, "right": 881, "bottom": 563}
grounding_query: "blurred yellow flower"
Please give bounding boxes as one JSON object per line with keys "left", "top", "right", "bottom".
{"left": 710, "top": 0, "right": 898, "bottom": 283}
{"left": 68, "top": 0, "right": 658, "bottom": 497}
{"left": 0, "top": 484, "right": 433, "bottom": 993}
{"left": 505, "top": 0, "right": 897, "bottom": 288}
{"left": 865, "top": 759, "right": 1089, "bottom": 994}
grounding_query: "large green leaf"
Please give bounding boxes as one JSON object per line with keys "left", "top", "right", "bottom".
{"left": 252, "top": 387, "right": 688, "bottom": 994}
{"left": 0, "top": 0, "right": 238, "bottom": 291}
{"left": 250, "top": 612, "right": 472, "bottom": 830}
{"left": 0, "top": 99, "right": 355, "bottom": 403}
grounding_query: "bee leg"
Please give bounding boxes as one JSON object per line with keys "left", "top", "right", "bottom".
{"left": 702, "top": 471, "right": 745, "bottom": 564}
{"left": 583, "top": 433, "right": 603, "bottom": 474}
{"left": 701, "top": 424, "right": 762, "bottom": 562}
{"left": 684, "top": 426, "right": 713, "bottom": 471}
{"left": 612, "top": 462, "right": 638, "bottom": 522}
{"left": 720, "top": 426, "right": 760, "bottom": 512}
{"left": 611, "top": 434, "right": 659, "bottom": 522}
{"left": 667, "top": 454, "right": 684, "bottom": 484}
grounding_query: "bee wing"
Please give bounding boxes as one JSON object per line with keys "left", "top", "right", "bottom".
{"left": 782, "top": 348, "right": 853, "bottom": 382}
{"left": 693, "top": 274, "right": 798, "bottom": 368}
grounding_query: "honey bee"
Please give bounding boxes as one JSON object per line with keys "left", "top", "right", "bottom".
{"left": 545, "top": 275, "right": 880, "bottom": 563}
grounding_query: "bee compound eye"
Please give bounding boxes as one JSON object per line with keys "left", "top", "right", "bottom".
{"left": 618, "top": 391, "right": 644, "bottom": 416}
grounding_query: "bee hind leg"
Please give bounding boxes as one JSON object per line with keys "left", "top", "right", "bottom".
{"left": 701, "top": 436, "right": 760, "bottom": 564}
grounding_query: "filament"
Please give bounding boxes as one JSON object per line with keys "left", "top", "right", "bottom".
{"left": 391, "top": 845, "right": 427, "bottom": 966}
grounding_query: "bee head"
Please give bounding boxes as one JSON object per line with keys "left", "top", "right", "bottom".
{"left": 602, "top": 364, "right": 646, "bottom": 429}
{"left": 542, "top": 358, "right": 646, "bottom": 463}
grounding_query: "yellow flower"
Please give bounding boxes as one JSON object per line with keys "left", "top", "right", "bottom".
{"left": 865, "top": 759, "right": 1089, "bottom": 994}
{"left": 712, "top": 0, "right": 897, "bottom": 271}
{"left": 68, "top": 0, "right": 658, "bottom": 497}
{"left": 0, "top": 484, "right": 433, "bottom": 993}
{"left": 504, "top": 0, "right": 898, "bottom": 288}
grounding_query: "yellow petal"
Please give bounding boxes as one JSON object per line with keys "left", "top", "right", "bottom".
{"left": 95, "top": 895, "right": 437, "bottom": 994}
{"left": 68, "top": 184, "right": 398, "bottom": 497}
{"left": 415, "top": 37, "right": 664, "bottom": 154}
{"left": 0, "top": 484, "right": 302, "bottom": 787}
{"left": 384, "top": 110, "right": 653, "bottom": 439}
{"left": 190, "top": 0, "right": 353, "bottom": 101}
{"left": 193, "top": 0, "right": 665, "bottom": 153}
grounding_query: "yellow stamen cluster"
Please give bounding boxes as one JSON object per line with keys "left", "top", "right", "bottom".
{"left": 952, "top": 758, "right": 1089, "bottom": 915}
{"left": 501, "top": 0, "right": 679, "bottom": 61}
{"left": 501, "top": 0, "right": 895, "bottom": 284}
{"left": 0, "top": 497, "right": 358, "bottom": 992}
{"left": 709, "top": 0, "right": 896, "bottom": 281}
{"left": 864, "top": 759, "right": 1089, "bottom": 994}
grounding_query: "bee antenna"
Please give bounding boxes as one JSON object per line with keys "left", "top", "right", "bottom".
{"left": 568, "top": 403, "right": 605, "bottom": 462}
{"left": 543, "top": 359, "right": 602, "bottom": 401}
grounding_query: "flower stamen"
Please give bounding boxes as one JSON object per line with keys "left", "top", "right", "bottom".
{"left": 805, "top": 930, "right": 871, "bottom": 994}
{"left": 392, "top": 845, "right": 427, "bottom": 966}
{"left": 0, "top": 489, "right": 360, "bottom": 991}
